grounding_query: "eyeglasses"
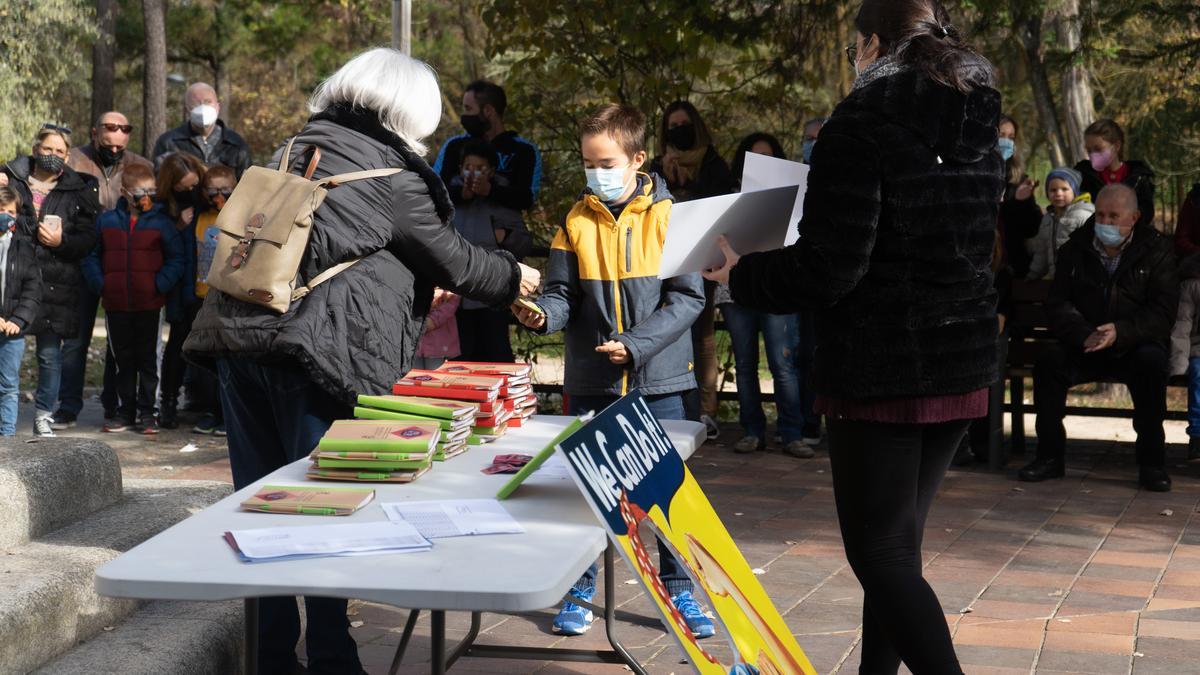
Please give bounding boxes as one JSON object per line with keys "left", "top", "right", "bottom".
{"left": 41, "top": 123, "right": 72, "bottom": 135}
{"left": 205, "top": 188, "right": 233, "bottom": 198}
{"left": 99, "top": 123, "right": 133, "bottom": 134}
{"left": 844, "top": 43, "right": 858, "bottom": 67}
{"left": 127, "top": 188, "right": 156, "bottom": 199}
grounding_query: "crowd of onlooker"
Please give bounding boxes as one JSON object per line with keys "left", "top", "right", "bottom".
{"left": 0, "top": 82, "right": 245, "bottom": 437}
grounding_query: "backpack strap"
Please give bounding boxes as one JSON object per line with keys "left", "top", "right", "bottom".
{"left": 278, "top": 136, "right": 300, "bottom": 175}
{"left": 291, "top": 258, "right": 362, "bottom": 302}
{"left": 318, "top": 167, "right": 405, "bottom": 187}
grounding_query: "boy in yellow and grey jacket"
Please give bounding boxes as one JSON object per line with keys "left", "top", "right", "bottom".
{"left": 513, "top": 103, "right": 711, "bottom": 638}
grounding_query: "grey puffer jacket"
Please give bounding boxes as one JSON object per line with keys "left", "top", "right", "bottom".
{"left": 1026, "top": 197, "right": 1095, "bottom": 280}
{"left": 184, "top": 104, "right": 522, "bottom": 404}
{"left": 1170, "top": 254, "right": 1200, "bottom": 376}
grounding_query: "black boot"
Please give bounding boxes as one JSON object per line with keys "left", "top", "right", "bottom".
{"left": 1189, "top": 437, "right": 1200, "bottom": 462}
{"left": 160, "top": 400, "right": 178, "bottom": 429}
{"left": 1018, "top": 457, "right": 1065, "bottom": 482}
{"left": 952, "top": 435, "right": 977, "bottom": 467}
{"left": 1139, "top": 466, "right": 1172, "bottom": 492}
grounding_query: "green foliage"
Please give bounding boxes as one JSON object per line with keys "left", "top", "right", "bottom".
{"left": 0, "top": 0, "right": 96, "bottom": 159}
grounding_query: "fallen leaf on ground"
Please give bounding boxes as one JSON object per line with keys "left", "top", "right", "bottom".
{"left": 1160, "top": 509, "right": 1174, "bottom": 517}
{"left": 751, "top": 568, "right": 766, "bottom": 575}
{"left": 959, "top": 607, "right": 973, "bottom": 614}
{"left": 624, "top": 579, "right": 638, "bottom": 585}
{"left": 350, "top": 620, "right": 364, "bottom": 628}
{"left": 179, "top": 443, "right": 197, "bottom": 453}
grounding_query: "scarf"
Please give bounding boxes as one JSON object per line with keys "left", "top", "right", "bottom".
{"left": 663, "top": 144, "right": 709, "bottom": 188}
{"left": 852, "top": 54, "right": 906, "bottom": 91}
{"left": 0, "top": 232, "right": 12, "bottom": 302}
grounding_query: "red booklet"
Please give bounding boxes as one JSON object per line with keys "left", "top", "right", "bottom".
{"left": 392, "top": 371, "right": 502, "bottom": 403}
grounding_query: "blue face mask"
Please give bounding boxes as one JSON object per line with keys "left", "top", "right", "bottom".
{"left": 0, "top": 213, "right": 14, "bottom": 234}
{"left": 802, "top": 140, "right": 816, "bottom": 164}
{"left": 1094, "top": 222, "right": 1128, "bottom": 247}
{"left": 997, "top": 137, "right": 1015, "bottom": 162}
{"left": 585, "top": 167, "right": 632, "bottom": 203}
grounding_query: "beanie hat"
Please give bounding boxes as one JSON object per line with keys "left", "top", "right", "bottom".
{"left": 1046, "top": 167, "right": 1082, "bottom": 197}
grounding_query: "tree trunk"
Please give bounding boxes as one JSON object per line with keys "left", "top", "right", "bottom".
{"left": 142, "top": 0, "right": 167, "bottom": 156}
{"left": 835, "top": 2, "right": 851, "bottom": 99}
{"left": 91, "top": 0, "right": 117, "bottom": 124}
{"left": 1058, "top": 0, "right": 1095, "bottom": 163}
{"left": 1016, "top": 12, "right": 1068, "bottom": 168}
{"left": 213, "top": 1, "right": 232, "bottom": 122}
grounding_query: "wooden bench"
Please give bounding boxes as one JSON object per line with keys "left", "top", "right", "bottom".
{"left": 1005, "top": 279, "right": 1187, "bottom": 457}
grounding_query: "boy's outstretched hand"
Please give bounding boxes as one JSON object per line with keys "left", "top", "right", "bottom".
{"left": 596, "top": 340, "right": 630, "bottom": 365}
{"left": 702, "top": 235, "right": 742, "bottom": 285}
{"left": 512, "top": 303, "right": 545, "bottom": 330}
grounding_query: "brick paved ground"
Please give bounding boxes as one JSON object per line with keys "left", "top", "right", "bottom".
{"left": 37, "top": 399, "right": 1200, "bottom": 674}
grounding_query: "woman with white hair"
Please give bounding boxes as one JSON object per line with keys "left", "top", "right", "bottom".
{"left": 184, "top": 48, "right": 539, "bottom": 674}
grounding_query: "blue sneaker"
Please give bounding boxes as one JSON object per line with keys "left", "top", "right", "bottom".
{"left": 552, "top": 584, "right": 596, "bottom": 635}
{"left": 671, "top": 590, "right": 715, "bottom": 639}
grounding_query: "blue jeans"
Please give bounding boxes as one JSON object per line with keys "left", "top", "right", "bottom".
{"left": 722, "top": 303, "right": 805, "bottom": 443}
{"left": 567, "top": 392, "right": 694, "bottom": 597}
{"left": 218, "top": 358, "right": 360, "bottom": 675}
{"left": 34, "top": 333, "right": 65, "bottom": 417}
{"left": 1188, "top": 357, "right": 1200, "bottom": 438}
{"left": 0, "top": 337, "right": 25, "bottom": 435}
{"left": 59, "top": 289, "right": 117, "bottom": 417}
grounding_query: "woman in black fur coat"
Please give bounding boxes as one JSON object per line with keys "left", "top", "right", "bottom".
{"left": 705, "top": 1, "right": 1003, "bottom": 672}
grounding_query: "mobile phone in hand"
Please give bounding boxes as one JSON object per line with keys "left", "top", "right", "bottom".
{"left": 42, "top": 215, "right": 62, "bottom": 233}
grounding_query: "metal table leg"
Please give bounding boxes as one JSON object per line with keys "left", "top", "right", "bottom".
{"left": 244, "top": 598, "right": 259, "bottom": 675}
{"left": 603, "top": 543, "right": 648, "bottom": 675}
{"left": 388, "top": 609, "right": 421, "bottom": 675}
{"left": 431, "top": 610, "right": 446, "bottom": 674}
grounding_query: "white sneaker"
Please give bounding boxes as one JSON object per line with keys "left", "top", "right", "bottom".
{"left": 34, "top": 416, "right": 56, "bottom": 438}
{"left": 701, "top": 415, "right": 720, "bottom": 440}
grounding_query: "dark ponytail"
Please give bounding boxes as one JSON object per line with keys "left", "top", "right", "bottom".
{"left": 855, "top": 0, "right": 994, "bottom": 93}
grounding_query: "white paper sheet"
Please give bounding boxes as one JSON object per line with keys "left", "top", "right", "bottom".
{"left": 658, "top": 185, "right": 799, "bottom": 279}
{"left": 380, "top": 499, "right": 525, "bottom": 539}
{"left": 741, "top": 153, "right": 810, "bottom": 246}
{"left": 229, "top": 521, "right": 431, "bottom": 560}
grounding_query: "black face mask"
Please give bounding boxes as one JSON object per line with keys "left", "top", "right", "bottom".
{"left": 173, "top": 188, "right": 196, "bottom": 211}
{"left": 97, "top": 144, "right": 125, "bottom": 167}
{"left": 34, "top": 153, "right": 66, "bottom": 175}
{"left": 460, "top": 114, "right": 488, "bottom": 138}
{"left": 666, "top": 123, "right": 698, "bottom": 151}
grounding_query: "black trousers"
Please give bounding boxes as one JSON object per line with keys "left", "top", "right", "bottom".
{"left": 1033, "top": 343, "right": 1167, "bottom": 467}
{"left": 455, "top": 308, "right": 513, "bottom": 363}
{"left": 828, "top": 418, "right": 967, "bottom": 675}
{"left": 106, "top": 310, "right": 161, "bottom": 421}
{"left": 161, "top": 303, "right": 200, "bottom": 409}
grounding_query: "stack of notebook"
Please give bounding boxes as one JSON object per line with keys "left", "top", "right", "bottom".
{"left": 354, "top": 394, "right": 476, "bottom": 458}
{"left": 391, "top": 370, "right": 513, "bottom": 443}
{"left": 435, "top": 362, "right": 538, "bottom": 429}
{"left": 306, "top": 420, "right": 441, "bottom": 482}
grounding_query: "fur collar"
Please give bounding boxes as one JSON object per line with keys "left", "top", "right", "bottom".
{"left": 309, "top": 104, "right": 454, "bottom": 223}
{"left": 852, "top": 55, "right": 906, "bottom": 91}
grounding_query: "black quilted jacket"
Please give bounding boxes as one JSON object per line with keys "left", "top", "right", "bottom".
{"left": 2, "top": 157, "right": 100, "bottom": 338}
{"left": 729, "top": 66, "right": 1005, "bottom": 400}
{"left": 184, "top": 105, "right": 522, "bottom": 404}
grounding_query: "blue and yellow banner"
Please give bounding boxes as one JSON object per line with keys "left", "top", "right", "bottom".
{"left": 557, "top": 390, "right": 815, "bottom": 675}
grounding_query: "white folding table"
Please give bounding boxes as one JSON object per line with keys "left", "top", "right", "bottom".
{"left": 95, "top": 416, "right": 705, "bottom": 674}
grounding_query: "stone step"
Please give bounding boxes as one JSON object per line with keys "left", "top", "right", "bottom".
{"left": 0, "top": 478, "right": 231, "bottom": 674}
{"left": 32, "top": 600, "right": 243, "bottom": 675}
{"left": 0, "top": 438, "right": 123, "bottom": 549}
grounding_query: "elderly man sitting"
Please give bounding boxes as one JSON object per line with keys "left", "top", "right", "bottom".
{"left": 1020, "top": 184, "right": 1179, "bottom": 491}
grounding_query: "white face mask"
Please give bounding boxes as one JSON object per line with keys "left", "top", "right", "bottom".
{"left": 189, "top": 104, "right": 218, "bottom": 130}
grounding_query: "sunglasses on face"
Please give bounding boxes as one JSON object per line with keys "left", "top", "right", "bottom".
{"left": 41, "top": 122, "right": 72, "bottom": 135}
{"left": 127, "top": 188, "right": 156, "bottom": 199}
{"left": 99, "top": 123, "right": 133, "bottom": 134}
{"left": 205, "top": 188, "right": 233, "bottom": 198}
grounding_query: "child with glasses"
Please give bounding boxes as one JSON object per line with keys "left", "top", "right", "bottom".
{"left": 183, "top": 164, "right": 237, "bottom": 435}
{"left": 81, "top": 164, "right": 186, "bottom": 434}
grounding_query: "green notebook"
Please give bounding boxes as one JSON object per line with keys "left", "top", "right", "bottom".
{"left": 317, "top": 420, "right": 441, "bottom": 453}
{"left": 315, "top": 456, "right": 433, "bottom": 471}
{"left": 353, "top": 406, "right": 470, "bottom": 431}
{"left": 495, "top": 414, "right": 591, "bottom": 500}
{"left": 356, "top": 394, "right": 477, "bottom": 421}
